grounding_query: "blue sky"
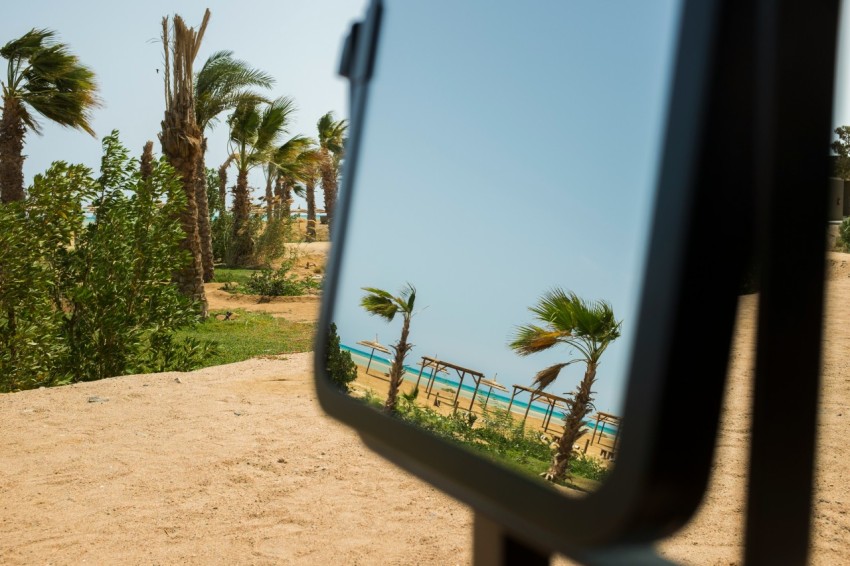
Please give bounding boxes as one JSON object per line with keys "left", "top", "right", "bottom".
{"left": 3, "top": 1, "right": 850, "bottom": 414}
{"left": 0, "top": 0, "right": 367, "bottom": 207}
{"left": 331, "top": 1, "right": 681, "bottom": 415}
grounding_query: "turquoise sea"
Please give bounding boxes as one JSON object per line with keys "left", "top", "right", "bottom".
{"left": 341, "top": 343, "right": 618, "bottom": 436}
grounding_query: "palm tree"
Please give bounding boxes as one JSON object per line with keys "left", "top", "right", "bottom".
{"left": 194, "top": 51, "right": 273, "bottom": 281}
{"left": 509, "top": 288, "right": 621, "bottom": 483}
{"left": 0, "top": 29, "right": 100, "bottom": 203}
{"left": 159, "top": 10, "right": 210, "bottom": 317}
{"left": 227, "top": 96, "right": 295, "bottom": 266}
{"left": 299, "top": 149, "right": 322, "bottom": 242}
{"left": 217, "top": 153, "right": 235, "bottom": 215}
{"left": 316, "top": 111, "right": 347, "bottom": 235}
{"left": 360, "top": 284, "right": 417, "bottom": 414}
{"left": 268, "top": 134, "right": 314, "bottom": 221}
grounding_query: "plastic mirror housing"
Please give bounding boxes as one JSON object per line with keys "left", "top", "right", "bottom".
{"left": 315, "top": 0, "right": 755, "bottom": 554}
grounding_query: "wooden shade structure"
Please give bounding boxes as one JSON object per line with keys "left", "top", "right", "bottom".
{"left": 589, "top": 411, "right": 622, "bottom": 459}
{"left": 415, "top": 356, "right": 486, "bottom": 413}
{"left": 506, "top": 384, "right": 572, "bottom": 428}
{"left": 355, "top": 340, "right": 391, "bottom": 376}
{"left": 478, "top": 378, "right": 508, "bottom": 409}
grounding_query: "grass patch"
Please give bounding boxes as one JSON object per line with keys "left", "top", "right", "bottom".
{"left": 176, "top": 309, "right": 315, "bottom": 368}
{"left": 212, "top": 267, "right": 258, "bottom": 290}
{"left": 372, "top": 393, "right": 610, "bottom": 485}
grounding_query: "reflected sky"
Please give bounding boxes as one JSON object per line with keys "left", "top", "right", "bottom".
{"left": 331, "top": 1, "right": 681, "bottom": 415}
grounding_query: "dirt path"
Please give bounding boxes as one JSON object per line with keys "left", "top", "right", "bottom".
{"left": 205, "top": 283, "right": 321, "bottom": 323}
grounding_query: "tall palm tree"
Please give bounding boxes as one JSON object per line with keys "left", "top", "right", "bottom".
{"left": 299, "top": 149, "right": 321, "bottom": 242}
{"left": 316, "top": 111, "right": 347, "bottom": 235}
{"left": 194, "top": 50, "right": 273, "bottom": 281}
{"left": 159, "top": 10, "right": 210, "bottom": 317}
{"left": 0, "top": 29, "right": 100, "bottom": 203}
{"left": 509, "top": 288, "right": 621, "bottom": 483}
{"left": 227, "top": 96, "right": 295, "bottom": 266}
{"left": 360, "top": 284, "right": 417, "bottom": 414}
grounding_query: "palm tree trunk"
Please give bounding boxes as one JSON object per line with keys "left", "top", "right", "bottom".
{"left": 282, "top": 180, "right": 292, "bottom": 219}
{"left": 265, "top": 171, "right": 274, "bottom": 222}
{"left": 385, "top": 316, "right": 412, "bottom": 414}
{"left": 306, "top": 179, "right": 316, "bottom": 242}
{"left": 543, "top": 362, "right": 597, "bottom": 483}
{"left": 273, "top": 177, "right": 285, "bottom": 220}
{"left": 159, "top": 11, "right": 210, "bottom": 318}
{"left": 0, "top": 97, "right": 27, "bottom": 203}
{"left": 217, "top": 159, "right": 229, "bottom": 215}
{"left": 195, "top": 138, "right": 215, "bottom": 282}
{"left": 232, "top": 168, "right": 253, "bottom": 266}
{"left": 140, "top": 141, "right": 154, "bottom": 181}
{"left": 168, "top": 155, "right": 207, "bottom": 317}
{"left": 320, "top": 149, "right": 337, "bottom": 238}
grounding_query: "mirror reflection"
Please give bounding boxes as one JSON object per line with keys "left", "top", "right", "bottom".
{"left": 325, "top": 0, "right": 682, "bottom": 493}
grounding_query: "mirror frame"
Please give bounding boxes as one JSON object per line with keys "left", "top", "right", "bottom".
{"left": 315, "top": 0, "right": 754, "bottom": 552}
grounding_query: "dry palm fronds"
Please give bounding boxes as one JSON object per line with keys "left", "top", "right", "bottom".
{"left": 532, "top": 363, "right": 571, "bottom": 391}
{"left": 159, "top": 9, "right": 211, "bottom": 317}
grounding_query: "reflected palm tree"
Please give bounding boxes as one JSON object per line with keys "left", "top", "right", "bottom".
{"left": 509, "top": 288, "right": 620, "bottom": 483}
{"left": 360, "top": 284, "right": 417, "bottom": 414}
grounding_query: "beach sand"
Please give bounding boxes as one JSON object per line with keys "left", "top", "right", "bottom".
{"left": 348, "top": 364, "right": 619, "bottom": 465}
{"left": 0, "top": 252, "right": 848, "bottom": 564}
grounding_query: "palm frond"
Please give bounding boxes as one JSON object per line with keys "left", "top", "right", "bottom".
{"left": 1, "top": 28, "right": 100, "bottom": 136}
{"left": 0, "top": 28, "right": 55, "bottom": 61}
{"left": 360, "top": 287, "right": 399, "bottom": 321}
{"left": 390, "top": 283, "right": 415, "bottom": 313}
{"left": 195, "top": 49, "right": 274, "bottom": 130}
{"left": 509, "top": 325, "right": 569, "bottom": 355}
{"left": 317, "top": 111, "right": 348, "bottom": 156}
{"left": 531, "top": 363, "right": 571, "bottom": 391}
{"left": 254, "top": 96, "right": 295, "bottom": 155}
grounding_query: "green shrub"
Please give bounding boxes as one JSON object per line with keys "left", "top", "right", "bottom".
{"left": 325, "top": 323, "right": 357, "bottom": 391}
{"left": 212, "top": 210, "right": 235, "bottom": 265}
{"left": 0, "top": 131, "right": 213, "bottom": 391}
{"left": 569, "top": 453, "right": 610, "bottom": 482}
{"left": 253, "top": 217, "right": 294, "bottom": 268}
{"left": 838, "top": 216, "right": 850, "bottom": 252}
{"left": 244, "top": 256, "right": 319, "bottom": 296}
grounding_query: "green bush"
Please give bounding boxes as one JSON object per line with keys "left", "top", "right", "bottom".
{"left": 0, "top": 131, "right": 213, "bottom": 391}
{"left": 212, "top": 210, "right": 235, "bottom": 265}
{"left": 569, "top": 453, "right": 610, "bottom": 482}
{"left": 838, "top": 216, "right": 850, "bottom": 252}
{"left": 244, "top": 257, "right": 319, "bottom": 296}
{"left": 253, "top": 217, "right": 294, "bottom": 268}
{"left": 325, "top": 323, "right": 357, "bottom": 391}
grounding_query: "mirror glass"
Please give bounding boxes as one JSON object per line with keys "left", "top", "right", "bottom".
{"left": 325, "top": 0, "right": 682, "bottom": 494}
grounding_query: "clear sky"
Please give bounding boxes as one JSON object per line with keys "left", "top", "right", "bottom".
{"left": 0, "top": 0, "right": 367, "bottom": 208}
{"left": 331, "top": 0, "right": 681, "bottom": 415}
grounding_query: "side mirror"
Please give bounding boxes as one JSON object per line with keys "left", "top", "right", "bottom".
{"left": 317, "top": 0, "right": 755, "bottom": 554}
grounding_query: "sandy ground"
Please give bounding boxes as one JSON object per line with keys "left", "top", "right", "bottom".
{"left": 205, "top": 284, "right": 321, "bottom": 323}
{"left": 1, "top": 252, "right": 849, "bottom": 564}
{"left": 349, "top": 366, "right": 619, "bottom": 467}
{"left": 205, "top": 241, "right": 329, "bottom": 323}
